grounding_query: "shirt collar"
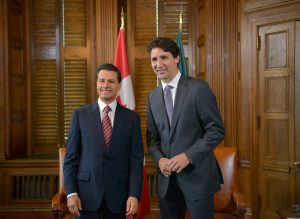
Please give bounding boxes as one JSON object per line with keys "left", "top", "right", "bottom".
{"left": 98, "top": 99, "right": 117, "bottom": 113}
{"left": 161, "top": 71, "right": 181, "bottom": 90}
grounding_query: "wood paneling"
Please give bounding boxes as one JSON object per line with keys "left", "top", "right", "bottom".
{"left": 0, "top": 0, "right": 5, "bottom": 161}
{"left": 258, "top": 22, "right": 295, "bottom": 219}
{"left": 295, "top": 21, "right": 300, "bottom": 206}
{"left": 7, "top": 0, "right": 27, "bottom": 159}
{"left": 0, "top": 159, "right": 58, "bottom": 217}
{"left": 241, "top": 1, "right": 300, "bottom": 218}
{"left": 197, "top": 0, "right": 240, "bottom": 147}
{"left": 95, "top": 0, "right": 118, "bottom": 65}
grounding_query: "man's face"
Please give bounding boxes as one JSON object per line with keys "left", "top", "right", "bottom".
{"left": 96, "top": 69, "right": 121, "bottom": 104}
{"left": 150, "top": 47, "right": 179, "bottom": 83}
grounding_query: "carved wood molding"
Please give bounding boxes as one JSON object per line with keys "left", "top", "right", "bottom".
{"left": 244, "top": 0, "right": 300, "bottom": 12}
{"left": 239, "top": 159, "right": 251, "bottom": 168}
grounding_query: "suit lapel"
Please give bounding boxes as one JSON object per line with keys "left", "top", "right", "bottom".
{"left": 170, "top": 76, "right": 189, "bottom": 138}
{"left": 105, "top": 103, "right": 122, "bottom": 152}
{"left": 90, "top": 101, "right": 106, "bottom": 150}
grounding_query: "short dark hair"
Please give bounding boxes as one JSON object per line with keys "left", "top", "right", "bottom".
{"left": 147, "top": 37, "right": 180, "bottom": 58}
{"left": 96, "top": 63, "right": 122, "bottom": 83}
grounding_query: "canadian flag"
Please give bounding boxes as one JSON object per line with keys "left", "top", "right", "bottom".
{"left": 114, "top": 27, "right": 135, "bottom": 110}
{"left": 114, "top": 27, "right": 150, "bottom": 219}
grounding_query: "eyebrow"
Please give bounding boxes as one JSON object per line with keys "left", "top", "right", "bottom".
{"left": 151, "top": 55, "right": 168, "bottom": 60}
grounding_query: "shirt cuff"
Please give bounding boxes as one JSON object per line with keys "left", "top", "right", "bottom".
{"left": 67, "top": 193, "right": 78, "bottom": 199}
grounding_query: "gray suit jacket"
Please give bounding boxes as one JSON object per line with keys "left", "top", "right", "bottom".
{"left": 146, "top": 75, "right": 225, "bottom": 199}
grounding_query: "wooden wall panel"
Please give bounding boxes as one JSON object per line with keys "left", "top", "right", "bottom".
{"left": 0, "top": 0, "right": 7, "bottom": 161}
{"left": 95, "top": 0, "right": 118, "bottom": 68}
{"left": 197, "top": 0, "right": 240, "bottom": 147}
{"left": 0, "top": 160, "right": 58, "bottom": 216}
{"left": 7, "top": 0, "right": 27, "bottom": 158}
{"left": 241, "top": 1, "right": 300, "bottom": 218}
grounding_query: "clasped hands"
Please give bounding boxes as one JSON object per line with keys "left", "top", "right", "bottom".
{"left": 158, "top": 153, "right": 190, "bottom": 177}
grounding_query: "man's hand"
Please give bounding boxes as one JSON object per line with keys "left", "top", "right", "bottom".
{"left": 67, "top": 194, "right": 82, "bottom": 216}
{"left": 158, "top": 157, "right": 172, "bottom": 177}
{"left": 126, "top": 196, "right": 139, "bottom": 216}
{"left": 168, "top": 153, "right": 190, "bottom": 173}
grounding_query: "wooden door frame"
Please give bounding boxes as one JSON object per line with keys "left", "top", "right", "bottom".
{"left": 295, "top": 20, "right": 300, "bottom": 205}
{"left": 241, "top": 2, "right": 300, "bottom": 218}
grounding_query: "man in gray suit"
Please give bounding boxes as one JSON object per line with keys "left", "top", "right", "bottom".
{"left": 146, "top": 37, "right": 225, "bottom": 219}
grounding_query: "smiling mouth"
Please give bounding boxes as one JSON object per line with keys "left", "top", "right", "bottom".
{"left": 101, "top": 89, "right": 111, "bottom": 93}
{"left": 157, "top": 69, "right": 166, "bottom": 74}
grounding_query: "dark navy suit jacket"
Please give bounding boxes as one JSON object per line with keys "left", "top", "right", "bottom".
{"left": 64, "top": 101, "right": 144, "bottom": 213}
{"left": 146, "top": 75, "right": 225, "bottom": 200}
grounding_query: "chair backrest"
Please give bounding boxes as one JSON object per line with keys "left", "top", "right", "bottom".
{"left": 214, "top": 145, "right": 238, "bottom": 213}
{"left": 58, "top": 147, "right": 66, "bottom": 195}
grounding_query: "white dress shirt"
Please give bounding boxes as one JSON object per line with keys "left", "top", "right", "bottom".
{"left": 98, "top": 99, "right": 117, "bottom": 127}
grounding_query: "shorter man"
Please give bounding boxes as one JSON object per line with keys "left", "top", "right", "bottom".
{"left": 64, "top": 63, "right": 144, "bottom": 219}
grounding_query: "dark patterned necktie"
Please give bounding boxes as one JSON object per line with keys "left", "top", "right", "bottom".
{"left": 164, "top": 85, "right": 173, "bottom": 124}
{"left": 102, "top": 106, "right": 112, "bottom": 146}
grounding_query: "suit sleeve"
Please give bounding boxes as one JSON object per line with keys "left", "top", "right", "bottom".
{"left": 146, "top": 94, "right": 165, "bottom": 166}
{"left": 128, "top": 114, "right": 144, "bottom": 199}
{"left": 185, "top": 81, "right": 225, "bottom": 163}
{"left": 63, "top": 110, "right": 81, "bottom": 196}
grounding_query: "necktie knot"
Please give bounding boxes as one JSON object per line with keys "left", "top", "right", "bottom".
{"left": 103, "top": 106, "right": 111, "bottom": 114}
{"left": 164, "top": 85, "right": 173, "bottom": 94}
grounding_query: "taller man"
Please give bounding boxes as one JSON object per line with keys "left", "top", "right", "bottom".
{"left": 146, "top": 37, "right": 225, "bottom": 219}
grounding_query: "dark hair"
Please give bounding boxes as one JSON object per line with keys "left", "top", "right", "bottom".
{"left": 147, "top": 37, "right": 180, "bottom": 58}
{"left": 96, "top": 63, "right": 122, "bottom": 83}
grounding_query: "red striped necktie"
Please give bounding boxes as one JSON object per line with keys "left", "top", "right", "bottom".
{"left": 102, "top": 106, "right": 112, "bottom": 146}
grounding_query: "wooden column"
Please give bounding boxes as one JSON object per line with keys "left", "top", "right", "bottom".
{"left": 199, "top": 0, "right": 240, "bottom": 146}
{"left": 95, "top": 0, "right": 118, "bottom": 64}
{"left": 0, "top": 0, "right": 7, "bottom": 160}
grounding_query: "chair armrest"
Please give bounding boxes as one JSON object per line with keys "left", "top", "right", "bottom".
{"left": 52, "top": 192, "right": 70, "bottom": 215}
{"left": 232, "top": 190, "right": 246, "bottom": 210}
{"left": 52, "top": 192, "right": 61, "bottom": 211}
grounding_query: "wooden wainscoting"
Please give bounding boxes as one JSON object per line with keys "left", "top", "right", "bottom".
{"left": 0, "top": 157, "right": 160, "bottom": 219}
{"left": 0, "top": 158, "right": 58, "bottom": 219}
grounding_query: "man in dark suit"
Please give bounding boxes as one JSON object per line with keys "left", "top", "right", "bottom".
{"left": 146, "top": 37, "right": 225, "bottom": 219}
{"left": 63, "top": 63, "right": 144, "bottom": 219}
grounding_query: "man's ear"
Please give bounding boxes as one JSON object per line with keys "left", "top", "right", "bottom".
{"left": 118, "top": 81, "right": 122, "bottom": 90}
{"left": 175, "top": 55, "right": 180, "bottom": 64}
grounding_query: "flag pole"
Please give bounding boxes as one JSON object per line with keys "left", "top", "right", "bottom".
{"left": 121, "top": 7, "right": 124, "bottom": 29}
{"left": 176, "top": 4, "right": 188, "bottom": 76}
{"left": 179, "top": 4, "right": 183, "bottom": 31}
